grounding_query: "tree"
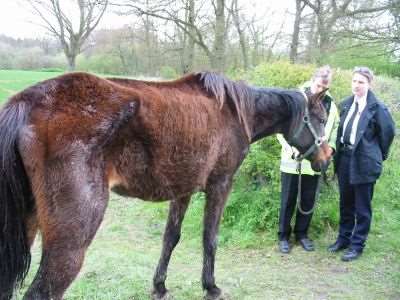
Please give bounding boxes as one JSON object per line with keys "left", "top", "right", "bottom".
{"left": 229, "top": 0, "right": 250, "bottom": 70}
{"left": 302, "top": 0, "right": 398, "bottom": 62}
{"left": 114, "top": 0, "right": 230, "bottom": 72}
{"left": 26, "top": 0, "right": 108, "bottom": 71}
{"left": 182, "top": 0, "right": 195, "bottom": 73}
{"left": 344, "top": 0, "right": 400, "bottom": 59}
{"left": 289, "top": 0, "right": 307, "bottom": 63}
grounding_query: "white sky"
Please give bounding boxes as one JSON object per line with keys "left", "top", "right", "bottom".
{"left": 0, "top": 0, "right": 292, "bottom": 40}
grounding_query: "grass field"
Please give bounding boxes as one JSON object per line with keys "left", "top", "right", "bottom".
{"left": 17, "top": 194, "right": 400, "bottom": 300}
{"left": 1, "top": 69, "right": 399, "bottom": 299}
{"left": 0, "top": 70, "right": 62, "bottom": 102}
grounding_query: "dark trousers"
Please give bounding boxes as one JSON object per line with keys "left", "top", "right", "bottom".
{"left": 278, "top": 172, "right": 319, "bottom": 241}
{"left": 337, "top": 152, "right": 375, "bottom": 252}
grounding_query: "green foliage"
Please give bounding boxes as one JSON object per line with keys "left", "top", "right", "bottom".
{"left": 0, "top": 44, "right": 66, "bottom": 71}
{"left": 160, "top": 66, "right": 178, "bottom": 79}
{"left": 76, "top": 54, "right": 124, "bottom": 75}
{"left": 325, "top": 41, "right": 400, "bottom": 78}
{"left": 223, "top": 138, "right": 281, "bottom": 233}
{"left": 248, "top": 61, "right": 314, "bottom": 88}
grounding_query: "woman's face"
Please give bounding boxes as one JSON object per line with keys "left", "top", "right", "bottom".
{"left": 352, "top": 73, "right": 370, "bottom": 98}
{"left": 310, "top": 77, "right": 329, "bottom": 94}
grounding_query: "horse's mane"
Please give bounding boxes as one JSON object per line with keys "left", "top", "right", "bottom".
{"left": 258, "top": 87, "right": 305, "bottom": 116}
{"left": 196, "top": 72, "right": 254, "bottom": 141}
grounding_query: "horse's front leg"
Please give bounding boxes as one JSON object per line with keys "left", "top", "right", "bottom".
{"left": 203, "top": 176, "right": 233, "bottom": 300}
{"left": 152, "top": 197, "right": 190, "bottom": 300}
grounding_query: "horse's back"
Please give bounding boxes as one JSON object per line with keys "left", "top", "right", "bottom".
{"left": 11, "top": 73, "right": 136, "bottom": 154}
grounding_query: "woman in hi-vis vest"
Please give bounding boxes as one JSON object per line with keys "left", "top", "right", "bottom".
{"left": 276, "top": 66, "right": 339, "bottom": 254}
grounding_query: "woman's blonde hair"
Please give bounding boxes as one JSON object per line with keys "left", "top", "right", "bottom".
{"left": 353, "top": 66, "right": 374, "bottom": 83}
{"left": 312, "top": 65, "right": 333, "bottom": 85}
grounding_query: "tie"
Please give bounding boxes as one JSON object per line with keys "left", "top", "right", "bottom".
{"left": 343, "top": 101, "right": 359, "bottom": 145}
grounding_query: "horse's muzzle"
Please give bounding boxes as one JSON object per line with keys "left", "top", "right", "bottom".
{"left": 311, "top": 159, "right": 330, "bottom": 173}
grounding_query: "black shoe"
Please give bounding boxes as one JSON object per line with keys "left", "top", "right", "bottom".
{"left": 341, "top": 249, "right": 362, "bottom": 262}
{"left": 298, "top": 237, "right": 314, "bottom": 251}
{"left": 279, "top": 240, "right": 290, "bottom": 254}
{"left": 327, "top": 241, "right": 349, "bottom": 253}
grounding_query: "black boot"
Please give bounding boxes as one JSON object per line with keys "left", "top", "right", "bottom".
{"left": 279, "top": 240, "right": 290, "bottom": 254}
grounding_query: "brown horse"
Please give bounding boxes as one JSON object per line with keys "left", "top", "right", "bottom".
{"left": 0, "top": 71, "right": 331, "bottom": 300}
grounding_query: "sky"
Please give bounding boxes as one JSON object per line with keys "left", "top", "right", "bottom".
{"left": 0, "top": 0, "right": 133, "bottom": 39}
{"left": 0, "top": 0, "right": 292, "bottom": 40}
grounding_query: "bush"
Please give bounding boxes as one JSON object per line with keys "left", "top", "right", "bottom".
{"left": 223, "top": 137, "right": 281, "bottom": 233}
{"left": 76, "top": 54, "right": 124, "bottom": 75}
{"left": 160, "top": 66, "right": 178, "bottom": 79}
{"left": 248, "top": 61, "right": 314, "bottom": 88}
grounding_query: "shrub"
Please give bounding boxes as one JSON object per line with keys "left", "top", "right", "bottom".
{"left": 76, "top": 54, "right": 124, "bottom": 75}
{"left": 248, "top": 61, "right": 314, "bottom": 88}
{"left": 160, "top": 66, "right": 178, "bottom": 79}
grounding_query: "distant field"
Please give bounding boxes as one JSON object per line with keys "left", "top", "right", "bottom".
{"left": 0, "top": 70, "right": 62, "bottom": 103}
{"left": 0, "top": 70, "right": 163, "bottom": 104}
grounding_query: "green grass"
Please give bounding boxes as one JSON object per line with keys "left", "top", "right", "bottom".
{"left": 2, "top": 69, "right": 399, "bottom": 299}
{"left": 17, "top": 194, "right": 400, "bottom": 300}
{"left": 0, "top": 70, "right": 63, "bottom": 102}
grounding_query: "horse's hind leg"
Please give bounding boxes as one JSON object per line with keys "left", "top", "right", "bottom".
{"left": 203, "top": 176, "right": 233, "bottom": 300}
{"left": 25, "top": 210, "right": 39, "bottom": 248}
{"left": 152, "top": 197, "right": 190, "bottom": 300}
{"left": 23, "top": 159, "right": 108, "bottom": 300}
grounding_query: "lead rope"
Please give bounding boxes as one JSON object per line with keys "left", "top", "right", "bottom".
{"left": 295, "top": 156, "right": 321, "bottom": 215}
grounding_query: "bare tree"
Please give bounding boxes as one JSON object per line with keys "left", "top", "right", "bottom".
{"left": 343, "top": 1, "right": 400, "bottom": 58}
{"left": 303, "top": 11, "right": 317, "bottom": 62}
{"left": 289, "top": 0, "right": 307, "bottom": 63}
{"left": 302, "top": 0, "right": 397, "bottom": 62}
{"left": 26, "top": 0, "right": 108, "bottom": 71}
{"left": 113, "top": 0, "right": 231, "bottom": 71}
{"left": 211, "top": 0, "right": 227, "bottom": 70}
{"left": 182, "top": 0, "right": 195, "bottom": 73}
{"left": 229, "top": 0, "right": 249, "bottom": 70}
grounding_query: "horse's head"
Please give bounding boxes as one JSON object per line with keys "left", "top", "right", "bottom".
{"left": 286, "top": 89, "right": 333, "bottom": 172}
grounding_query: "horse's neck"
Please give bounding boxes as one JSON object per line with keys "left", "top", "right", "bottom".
{"left": 250, "top": 89, "right": 291, "bottom": 143}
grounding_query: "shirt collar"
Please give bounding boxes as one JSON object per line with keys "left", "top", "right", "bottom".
{"left": 354, "top": 93, "right": 367, "bottom": 107}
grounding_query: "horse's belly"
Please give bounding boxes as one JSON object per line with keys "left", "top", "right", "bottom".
{"left": 108, "top": 168, "right": 203, "bottom": 201}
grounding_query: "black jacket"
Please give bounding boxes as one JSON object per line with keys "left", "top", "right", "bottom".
{"left": 335, "top": 90, "right": 396, "bottom": 184}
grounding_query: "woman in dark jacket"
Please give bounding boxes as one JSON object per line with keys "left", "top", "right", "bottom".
{"left": 329, "top": 66, "right": 395, "bottom": 261}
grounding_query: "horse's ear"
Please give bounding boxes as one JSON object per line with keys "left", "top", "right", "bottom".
{"left": 309, "top": 88, "right": 329, "bottom": 105}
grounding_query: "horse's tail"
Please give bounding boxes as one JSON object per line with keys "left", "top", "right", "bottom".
{"left": 0, "top": 100, "right": 33, "bottom": 300}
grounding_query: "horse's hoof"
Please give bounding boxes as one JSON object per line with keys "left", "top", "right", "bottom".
{"left": 204, "top": 287, "right": 227, "bottom": 300}
{"left": 151, "top": 289, "right": 173, "bottom": 300}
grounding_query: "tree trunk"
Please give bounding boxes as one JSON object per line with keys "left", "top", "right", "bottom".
{"left": 316, "top": 18, "right": 332, "bottom": 63}
{"left": 66, "top": 54, "right": 76, "bottom": 72}
{"left": 212, "top": 0, "right": 226, "bottom": 71}
{"left": 144, "top": 14, "right": 153, "bottom": 75}
{"left": 290, "top": 0, "right": 305, "bottom": 63}
{"left": 304, "top": 13, "right": 316, "bottom": 63}
{"left": 232, "top": 0, "right": 249, "bottom": 70}
{"left": 183, "top": 0, "right": 195, "bottom": 73}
